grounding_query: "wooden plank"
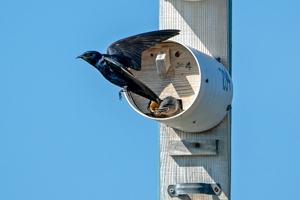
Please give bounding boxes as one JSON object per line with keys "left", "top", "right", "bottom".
{"left": 169, "top": 139, "right": 218, "bottom": 156}
{"left": 156, "top": 47, "right": 170, "bottom": 74}
{"left": 159, "top": 0, "right": 232, "bottom": 199}
{"left": 160, "top": 121, "right": 230, "bottom": 200}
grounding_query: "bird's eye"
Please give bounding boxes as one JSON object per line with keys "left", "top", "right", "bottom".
{"left": 85, "top": 53, "right": 92, "bottom": 57}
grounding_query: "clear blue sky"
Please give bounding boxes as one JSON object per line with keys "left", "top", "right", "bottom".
{"left": 1, "top": 1, "right": 300, "bottom": 200}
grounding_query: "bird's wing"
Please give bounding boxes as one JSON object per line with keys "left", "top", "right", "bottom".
{"left": 103, "top": 57, "right": 162, "bottom": 103}
{"left": 107, "top": 29, "right": 180, "bottom": 71}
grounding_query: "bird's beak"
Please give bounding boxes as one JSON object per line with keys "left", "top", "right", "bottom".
{"left": 76, "top": 55, "right": 84, "bottom": 59}
{"left": 156, "top": 107, "right": 169, "bottom": 115}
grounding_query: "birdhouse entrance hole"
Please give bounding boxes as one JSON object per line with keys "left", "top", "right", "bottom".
{"left": 125, "top": 40, "right": 233, "bottom": 132}
{"left": 126, "top": 41, "right": 200, "bottom": 116}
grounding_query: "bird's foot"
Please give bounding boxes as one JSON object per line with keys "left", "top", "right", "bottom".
{"left": 119, "top": 86, "right": 128, "bottom": 101}
{"left": 119, "top": 90, "right": 123, "bottom": 101}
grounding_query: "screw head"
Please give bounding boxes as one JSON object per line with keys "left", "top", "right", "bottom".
{"left": 169, "top": 188, "right": 175, "bottom": 193}
{"left": 214, "top": 187, "right": 219, "bottom": 192}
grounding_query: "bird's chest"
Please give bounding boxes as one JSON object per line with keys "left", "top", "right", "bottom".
{"left": 98, "top": 66, "right": 127, "bottom": 87}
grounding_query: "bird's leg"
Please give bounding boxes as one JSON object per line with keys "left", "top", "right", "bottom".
{"left": 119, "top": 86, "right": 128, "bottom": 101}
{"left": 118, "top": 90, "right": 123, "bottom": 100}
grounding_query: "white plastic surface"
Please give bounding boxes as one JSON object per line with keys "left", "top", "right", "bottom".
{"left": 125, "top": 41, "right": 233, "bottom": 132}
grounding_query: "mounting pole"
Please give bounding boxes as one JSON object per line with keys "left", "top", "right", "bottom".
{"left": 159, "top": 0, "right": 232, "bottom": 199}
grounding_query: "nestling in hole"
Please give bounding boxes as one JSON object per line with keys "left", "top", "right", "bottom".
{"left": 147, "top": 96, "right": 183, "bottom": 118}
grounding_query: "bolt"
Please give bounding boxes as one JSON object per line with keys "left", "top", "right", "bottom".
{"left": 214, "top": 187, "right": 219, "bottom": 192}
{"left": 169, "top": 188, "right": 175, "bottom": 193}
{"left": 195, "top": 143, "right": 200, "bottom": 148}
{"left": 175, "top": 51, "right": 180, "bottom": 57}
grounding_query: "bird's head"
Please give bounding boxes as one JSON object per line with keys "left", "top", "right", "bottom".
{"left": 154, "top": 96, "right": 181, "bottom": 117}
{"left": 77, "top": 51, "right": 102, "bottom": 66}
{"left": 155, "top": 104, "right": 173, "bottom": 116}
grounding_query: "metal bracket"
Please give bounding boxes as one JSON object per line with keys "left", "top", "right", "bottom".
{"left": 168, "top": 183, "right": 221, "bottom": 197}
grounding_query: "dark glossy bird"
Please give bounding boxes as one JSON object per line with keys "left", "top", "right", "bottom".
{"left": 77, "top": 29, "right": 180, "bottom": 104}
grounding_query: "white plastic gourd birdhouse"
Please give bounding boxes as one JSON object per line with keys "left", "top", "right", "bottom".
{"left": 125, "top": 40, "right": 233, "bottom": 132}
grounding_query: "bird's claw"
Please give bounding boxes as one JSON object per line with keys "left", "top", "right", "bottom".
{"left": 119, "top": 90, "right": 123, "bottom": 101}
{"left": 119, "top": 86, "right": 128, "bottom": 101}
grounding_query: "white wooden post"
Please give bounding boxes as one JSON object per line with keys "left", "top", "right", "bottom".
{"left": 159, "top": 0, "right": 232, "bottom": 200}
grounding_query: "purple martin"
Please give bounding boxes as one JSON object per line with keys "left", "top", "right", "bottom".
{"left": 148, "top": 96, "right": 183, "bottom": 118}
{"left": 77, "top": 30, "right": 180, "bottom": 104}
